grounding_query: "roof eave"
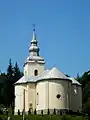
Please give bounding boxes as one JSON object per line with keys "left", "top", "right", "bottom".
{"left": 36, "top": 78, "right": 72, "bottom": 83}
{"left": 72, "top": 83, "right": 82, "bottom": 86}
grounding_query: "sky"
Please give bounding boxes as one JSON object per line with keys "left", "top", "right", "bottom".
{"left": 0, "top": 0, "right": 90, "bottom": 77}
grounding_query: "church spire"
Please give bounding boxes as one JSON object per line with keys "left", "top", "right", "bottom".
{"left": 29, "top": 25, "right": 40, "bottom": 57}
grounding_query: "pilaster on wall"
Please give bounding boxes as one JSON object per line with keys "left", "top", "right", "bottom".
{"left": 27, "top": 84, "right": 29, "bottom": 111}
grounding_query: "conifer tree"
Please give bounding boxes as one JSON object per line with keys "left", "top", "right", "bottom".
{"left": 0, "top": 59, "right": 23, "bottom": 110}
{"left": 13, "top": 62, "right": 22, "bottom": 83}
{"left": 7, "top": 58, "right": 14, "bottom": 82}
{"left": 6, "top": 58, "right": 14, "bottom": 108}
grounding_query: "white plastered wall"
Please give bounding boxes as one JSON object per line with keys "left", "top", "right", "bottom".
{"left": 15, "top": 84, "right": 28, "bottom": 113}
{"left": 36, "top": 79, "right": 72, "bottom": 111}
{"left": 36, "top": 81, "right": 48, "bottom": 110}
{"left": 24, "top": 62, "right": 45, "bottom": 76}
{"left": 68, "top": 82, "right": 72, "bottom": 110}
{"left": 49, "top": 80, "right": 71, "bottom": 110}
{"left": 27, "top": 83, "right": 36, "bottom": 111}
{"left": 71, "top": 84, "right": 82, "bottom": 112}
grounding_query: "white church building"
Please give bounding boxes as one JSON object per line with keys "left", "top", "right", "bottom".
{"left": 14, "top": 28, "right": 82, "bottom": 115}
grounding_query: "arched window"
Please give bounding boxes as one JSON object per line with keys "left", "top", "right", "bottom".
{"left": 34, "top": 69, "right": 38, "bottom": 76}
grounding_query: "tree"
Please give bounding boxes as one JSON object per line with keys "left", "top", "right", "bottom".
{"left": 7, "top": 58, "right": 14, "bottom": 82}
{"left": 76, "top": 70, "right": 90, "bottom": 116}
{"left": 0, "top": 58, "right": 23, "bottom": 113}
{"left": 83, "top": 99, "right": 90, "bottom": 116}
{"left": 0, "top": 73, "right": 7, "bottom": 105}
{"left": 13, "top": 62, "right": 23, "bottom": 83}
{"left": 0, "top": 59, "right": 14, "bottom": 108}
{"left": 76, "top": 73, "right": 81, "bottom": 83}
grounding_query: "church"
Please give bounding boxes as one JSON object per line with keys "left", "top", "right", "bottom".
{"left": 14, "top": 28, "right": 82, "bottom": 115}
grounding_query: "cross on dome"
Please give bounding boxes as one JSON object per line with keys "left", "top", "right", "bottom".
{"left": 29, "top": 25, "right": 40, "bottom": 57}
{"left": 32, "top": 24, "right": 37, "bottom": 40}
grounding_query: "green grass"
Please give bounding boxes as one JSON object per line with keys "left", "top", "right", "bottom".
{"left": 0, "top": 115, "right": 89, "bottom": 120}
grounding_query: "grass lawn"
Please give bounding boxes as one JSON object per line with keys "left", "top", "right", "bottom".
{"left": 0, "top": 115, "right": 89, "bottom": 120}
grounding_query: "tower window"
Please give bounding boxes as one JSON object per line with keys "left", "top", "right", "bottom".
{"left": 34, "top": 69, "right": 38, "bottom": 76}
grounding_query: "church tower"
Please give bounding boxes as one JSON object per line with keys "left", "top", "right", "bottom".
{"left": 24, "top": 27, "right": 45, "bottom": 76}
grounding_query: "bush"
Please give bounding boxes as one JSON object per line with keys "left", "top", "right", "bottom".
{"left": 60, "top": 110, "right": 62, "bottom": 115}
{"left": 47, "top": 108, "right": 50, "bottom": 115}
{"left": 17, "top": 109, "right": 20, "bottom": 115}
{"left": 6, "top": 110, "right": 8, "bottom": 115}
{"left": 41, "top": 110, "right": 43, "bottom": 115}
{"left": 61, "top": 115, "right": 72, "bottom": 120}
{"left": 22, "top": 110, "right": 24, "bottom": 115}
{"left": 53, "top": 108, "right": 56, "bottom": 115}
{"left": 0, "top": 109, "right": 3, "bottom": 115}
{"left": 28, "top": 108, "right": 31, "bottom": 115}
{"left": 34, "top": 109, "right": 36, "bottom": 115}
{"left": 0, "top": 115, "right": 7, "bottom": 120}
